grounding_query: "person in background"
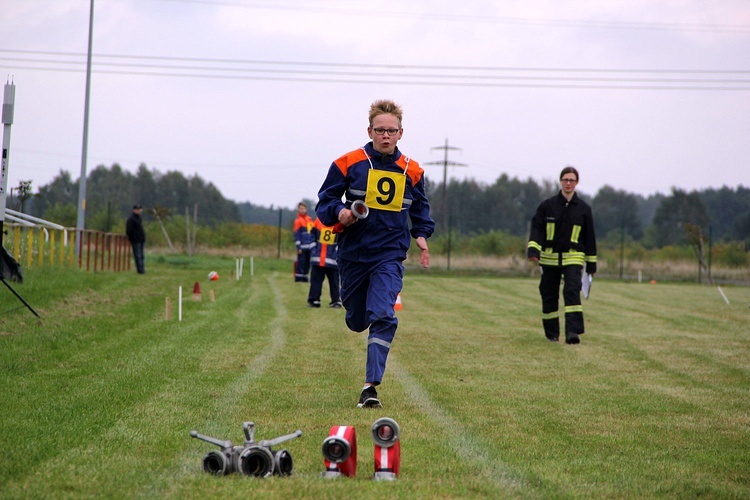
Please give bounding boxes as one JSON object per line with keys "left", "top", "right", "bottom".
{"left": 527, "top": 166, "right": 597, "bottom": 344}
{"left": 316, "top": 99, "right": 434, "bottom": 408}
{"left": 293, "top": 202, "right": 315, "bottom": 282}
{"left": 126, "top": 204, "right": 146, "bottom": 274}
{"left": 307, "top": 218, "right": 342, "bottom": 308}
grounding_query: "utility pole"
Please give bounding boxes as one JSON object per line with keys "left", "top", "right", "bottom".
{"left": 426, "top": 138, "right": 468, "bottom": 271}
{"left": 76, "top": 0, "right": 95, "bottom": 256}
{"left": 2, "top": 79, "right": 40, "bottom": 317}
{"left": 426, "top": 138, "right": 468, "bottom": 230}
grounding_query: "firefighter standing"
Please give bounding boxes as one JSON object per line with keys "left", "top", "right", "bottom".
{"left": 527, "top": 166, "right": 597, "bottom": 344}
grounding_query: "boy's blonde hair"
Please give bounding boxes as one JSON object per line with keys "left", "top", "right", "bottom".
{"left": 369, "top": 99, "right": 403, "bottom": 127}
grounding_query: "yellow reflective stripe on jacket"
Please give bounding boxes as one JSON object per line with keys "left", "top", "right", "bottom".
{"left": 585, "top": 255, "right": 597, "bottom": 264}
{"left": 546, "top": 222, "right": 555, "bottom": 240}
{"left": 539, "top": 251, "right": 558, "bottom": 266}
{"left": 562, "top": 251, "right": 586, "bottom": 266}
{"left": 539, "top": 250, "right": 586, "bottom": 267}
{"left": 571, "top": 224, "right": 581, "bottom": 244}
{"left": 528, "top": 241, "right": 542, "bottom": 252}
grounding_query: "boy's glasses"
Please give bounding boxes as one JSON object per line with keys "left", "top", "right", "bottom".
{"left": 372, "top": 128, "right": 400, "bottom": 136}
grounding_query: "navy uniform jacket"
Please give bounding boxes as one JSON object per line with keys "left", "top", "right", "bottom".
{"left": 293, "top": 214, "right": 316, "bottom": 253}
{"left": 316, "top": 142, "right": 434, "bottom": 263}
{"left": 310, "top": 218, "right": 339, "bottom": 268}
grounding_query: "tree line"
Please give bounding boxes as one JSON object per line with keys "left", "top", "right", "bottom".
{"left": 428, "top": 175, "right": 750, "bottom": 248}
{"left": 9, "top": 163, "right": 750, "bottom": 250}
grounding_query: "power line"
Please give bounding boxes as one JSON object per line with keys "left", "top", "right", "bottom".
{"left": 154, "top": 0, "right": 750, "bottom": 34}
{"left": 3, "top": 48, "right": 749, "bottom": 74}
{"left": 2, "top": 50, "right": 749, "bottom": 90}
{"left": 4, "top": 56, "right": 749, "bottom": 84}
{"left": 6, "top": 65, "right": 748, "bottom": 90}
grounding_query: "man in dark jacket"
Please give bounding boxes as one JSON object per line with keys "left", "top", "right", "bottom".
{"left": 126, "top": 204, "right": 146, "bottom": 274}
{"left": 527, "top": 166, "right": 597, "bottom": 344}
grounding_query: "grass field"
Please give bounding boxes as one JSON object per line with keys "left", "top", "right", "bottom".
{"left": 1, "top": 254, "right": 749, "bottom": 498}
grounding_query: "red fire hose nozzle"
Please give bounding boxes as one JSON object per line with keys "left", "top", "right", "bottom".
{"left": 332, "top": 200, "right": 369, "bottom": 234}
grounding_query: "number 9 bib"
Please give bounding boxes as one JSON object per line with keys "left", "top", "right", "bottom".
{"left": 365, "top": 169, "right": 406, "bottom": 212}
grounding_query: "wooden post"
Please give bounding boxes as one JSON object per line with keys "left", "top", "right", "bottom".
{"left": 38, "top": 229, "right": 44, "bottom": 268}
{"left": 13, "top": 226, "right": 20, "bottom": 259}
{"left": 27, "top": 227, "right": 33, "bottom": 269}
{"left": 70, "top": 231, "right": 77, "bottom": 268}
{"left": 59, "top": 229, "right": 66, "bottom": 267}
{"left": 50, "top": 230, "right": 56, "bottom": 267}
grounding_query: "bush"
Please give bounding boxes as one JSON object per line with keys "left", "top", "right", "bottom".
{"left": 713, "top": 243, "right": 749, "bottom": 268}
{"left": 653, "top": 245, "right": 694, "bottom": 262}
{"left": 476, "top": 230, "right": 525, "bottom": 256}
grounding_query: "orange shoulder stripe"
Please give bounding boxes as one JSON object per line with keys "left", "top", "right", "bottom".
{"left": 293, "top": 215, "right": 312, "bottom": 231}
{"left": 397, "top": 156, "right": 425, "bottom": 187}
{"left": 333, "top": 148, "right": 370, "bottom": 176}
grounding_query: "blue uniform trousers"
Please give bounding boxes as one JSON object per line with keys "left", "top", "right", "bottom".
{"left": 339, "top": 258, "right": 404, "bottom": 385}
{"left": 308, "top": 265, "right": 341, "bottom": 304}
{"left": 295, "top": 250, "right": 311, "bottom": 282}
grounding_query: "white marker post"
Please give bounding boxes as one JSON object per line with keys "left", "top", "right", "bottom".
{"left": 717, "top": 286, "right": 730, "bottom": 305}
{"left": 178, "top": 286, "right": 183, "bottom": 321}
{"left": 1, "top": 79, "right": 40, "bottom": 318}
{"left": 0, "top": 82, "right": 13, "bottom": 222}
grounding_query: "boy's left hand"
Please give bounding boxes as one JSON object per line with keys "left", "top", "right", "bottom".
{"left": 416, "top": 237, "right": 430, "bottom": 268}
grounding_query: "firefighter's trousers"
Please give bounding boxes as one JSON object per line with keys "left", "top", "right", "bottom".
{"left": 538, "top": 264, "right": 585, "bottom": 340}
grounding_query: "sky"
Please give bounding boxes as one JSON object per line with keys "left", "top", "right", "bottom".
{"left": 2, "top": 0, "right": 749, "bottom": 210}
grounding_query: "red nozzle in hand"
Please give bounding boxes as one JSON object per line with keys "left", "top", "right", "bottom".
{"left": 332, "top": 200, "right": 369, "bottom": 233}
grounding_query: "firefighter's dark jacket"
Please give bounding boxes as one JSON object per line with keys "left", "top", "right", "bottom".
{"left": 527, "top": 191, "right": 597, "bottom": 273}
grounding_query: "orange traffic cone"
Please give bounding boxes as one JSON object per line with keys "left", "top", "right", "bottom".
{"left": 394, "top": 293, "right": 403, "bottom": 311}
{"left": 192, "top": 281, "right": 202, "bottom": 301}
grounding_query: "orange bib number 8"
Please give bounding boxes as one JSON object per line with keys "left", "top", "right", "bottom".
{"left": 365, "top": 170, "right": 406, "bottom": 212}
